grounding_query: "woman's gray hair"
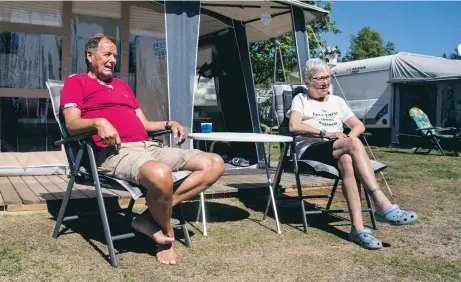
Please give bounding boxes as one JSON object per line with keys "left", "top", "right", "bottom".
{"left": 85, "top": 33, "right": 116, "bottom": 70}
{"left": 302, "top": 58, "right": 329, "bottom": 83}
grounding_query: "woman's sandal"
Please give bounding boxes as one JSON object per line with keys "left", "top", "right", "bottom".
{"left": 349, "top": 229, "right": 382, "bottom": 250}
{"left": 375, "top": 204, "right": 418, "bottom": 226}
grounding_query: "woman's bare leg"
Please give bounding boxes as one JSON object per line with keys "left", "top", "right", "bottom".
{"left": 332, "top": 137, "right": 391, "bottom": 213}
{"left": 337, "top": 154, "right": 364, "bottom": 232}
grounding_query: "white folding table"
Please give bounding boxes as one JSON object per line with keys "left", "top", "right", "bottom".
{"left": 188, "top": 132, "right": 293, "bottom": 234}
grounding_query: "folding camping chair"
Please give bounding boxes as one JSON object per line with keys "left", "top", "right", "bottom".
{"left": 408, "top": 107, "right": 461, "bottom": 156}
{"left": 46, "top": 79, "right": 192, "bottom": 267}
{"left": 264, "top": 83, "right": 387, "bottom": 232}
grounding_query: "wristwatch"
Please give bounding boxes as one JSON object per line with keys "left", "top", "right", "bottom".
{"left": 165, "top": 120, "right": 171, "bottom": 130}
{"left": 319, "top": 130, "right": 326, "bottom": 137}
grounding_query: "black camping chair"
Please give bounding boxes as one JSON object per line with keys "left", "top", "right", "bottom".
{"left": 265, "top": 83, "right": 386, "bottom": 232}
{"left": 46, "top": 79, "right": 192, "bottom": 267}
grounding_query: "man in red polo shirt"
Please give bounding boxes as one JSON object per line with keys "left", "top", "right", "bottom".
{"left": 61, "top": 33, "right": 225, "bottom": 265}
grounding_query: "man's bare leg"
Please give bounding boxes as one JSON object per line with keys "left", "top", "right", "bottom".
{"left": 332, "top": 137, "right": 392, "bottom": 213}
{"left": 131, "top": 153, "right": 224, "bottom": 265}
{"left": 337, "top": 154, "right": 364, "bottom": 232}
{"left": 136, "top": 160, "right": 177, "bottom": 265}
{"left": 172, "top": 152, "right": 225, "bottom": 206}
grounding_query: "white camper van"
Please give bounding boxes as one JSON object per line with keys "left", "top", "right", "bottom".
{"left": 330, "top": 53, "right": 461, "bottom": 145}
{"left": 330, "top": 55, "right": 394, "bottom": 135}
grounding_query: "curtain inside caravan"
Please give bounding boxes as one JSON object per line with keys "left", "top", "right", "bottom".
{"left": 0, "top": 32, "right": 61, "bottom": 152}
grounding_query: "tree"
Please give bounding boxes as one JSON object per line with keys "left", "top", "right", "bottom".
{"left": 384, "top": 41, "right": 396, "bottom": 56}
{"left": 250, "top": 1, "right": 341, "bottom": 88}
{"left": 443, "top": 47, "right": 461, "bottom": 60}
{"left": 341, "top": 26, "right": 396, "bottom": 62}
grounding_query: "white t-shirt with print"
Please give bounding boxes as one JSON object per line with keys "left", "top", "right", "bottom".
{"left": 286, "top": 93, "right": 355, "bottom": 156}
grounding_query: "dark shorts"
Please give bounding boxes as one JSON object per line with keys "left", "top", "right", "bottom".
{"left": 300, "top": 141, "right": 337, "bottom": 167}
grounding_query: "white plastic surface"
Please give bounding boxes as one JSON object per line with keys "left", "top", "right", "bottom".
{"left": 188, "top": 132, "right": 293, "bottom": 143}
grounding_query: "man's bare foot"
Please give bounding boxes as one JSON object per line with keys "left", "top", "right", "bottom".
{"left": 131, "top": 210, "right": 175, "bottom": 245}
{"left": 156, "top": 243, "right": 177, "bottom": 265}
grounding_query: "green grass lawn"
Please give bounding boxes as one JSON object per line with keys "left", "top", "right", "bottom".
{"left": 0, "top": 147, "right": 460, "bottom": 281}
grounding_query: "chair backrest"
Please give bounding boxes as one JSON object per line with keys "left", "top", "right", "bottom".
{"left": 409, "top": 107, "right": 435, "bottom": 136}
{"left": 271, "top": 83, "right": 307, "bottom": 134}
{"left": 45, "top": 79, "right": 79, "bottom": 170}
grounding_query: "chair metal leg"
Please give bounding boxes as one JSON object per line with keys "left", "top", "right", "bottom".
{"left": 364, "top": 189, "right": 378, "bottom": 230}
{"left": 87, "top": 144, "right": 117, "bottom": 267}
{"left": 125, "top": 198, "right": 136, "bottom": 217}
{"left": 432, "top": 136, "right": 446, "bottom": 156}
{"left": 290, "top": 142, "right": 308, "bottom": 233}
{"left": 326, "top": 179, "right": 340, "bottom": 211}
{"left": 176, "top": 204, "right": 191, "bottom": 247}
{"left": 52, "top": 145, "right": 84, "bottom": 239}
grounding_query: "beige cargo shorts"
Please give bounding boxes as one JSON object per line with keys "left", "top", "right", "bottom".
{"left": 95, "top": 141, "right": 202, "bottom": 185}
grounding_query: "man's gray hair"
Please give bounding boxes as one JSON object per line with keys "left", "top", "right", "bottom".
{"left": 85, "top": 33, "right": 116, "bottom": 70}
{"left": 302, "top": 58, "right": 329, "bottom": 83}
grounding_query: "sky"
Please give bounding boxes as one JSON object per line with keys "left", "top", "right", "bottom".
{"left": 321, "top": 1, "right": 461, "bottom": 58}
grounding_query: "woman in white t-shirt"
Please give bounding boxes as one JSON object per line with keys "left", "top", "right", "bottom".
{"left": 288, "top": 59, "right": 417, "bottom": 250}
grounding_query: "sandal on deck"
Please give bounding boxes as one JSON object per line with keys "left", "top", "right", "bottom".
{"left": 229, "top": 157, "right": 250, "bottom": 167}
{"left": 349, "top": 229, "right": 382, "bottom": 250}
{"left": 375, "top": 204, "right": 417, "bottom": 226}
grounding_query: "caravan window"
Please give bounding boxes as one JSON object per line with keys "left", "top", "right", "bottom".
{"left": 0, "top": 32, "right": 62, "bottom": 89}
{"left": 70, "top": 11, "right": 122, "bottom": 77}
{"left": 0, "top": 1, "right": 62, "bottom": 27}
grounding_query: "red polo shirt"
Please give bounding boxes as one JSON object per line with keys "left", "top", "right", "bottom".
{"left": 60, "top": 73, "right": 148, "bottom": 147}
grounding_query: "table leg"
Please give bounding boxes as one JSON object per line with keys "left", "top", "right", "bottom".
{"left": 260, "top": 142, "right": 281, "bottom": 234}
{"left": 264, "top": 143, "right": 288, "bottom": 219}
{"left": 197, "top": 192, "right": 207, "bottom": 236}
{"left": 194, "top": 141, "right": 216, "bottom": 236}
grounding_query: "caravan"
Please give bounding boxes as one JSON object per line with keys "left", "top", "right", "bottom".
{"left": 331, "top": 52, "right": 461, "bottom": 145}
{"left": 330, "top": 55, "right": 395, "bottom": 143}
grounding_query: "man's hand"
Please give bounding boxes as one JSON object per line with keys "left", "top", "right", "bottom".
{"left": 170, "top": 121, "right": 187, "bottom": 145}
{"left": 325, "top": 131, "right": 347, "bottom": 140}
{"left": 95, "top": 118, "right": 121, "bottom": 149}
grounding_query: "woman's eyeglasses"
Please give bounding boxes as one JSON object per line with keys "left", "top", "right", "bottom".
{"left": 312, "top": 76, "right": 331, "bottom": 83}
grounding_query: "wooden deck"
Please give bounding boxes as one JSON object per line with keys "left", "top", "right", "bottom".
{"left": 0, "top": 172, "right": 336, "bottom": 212}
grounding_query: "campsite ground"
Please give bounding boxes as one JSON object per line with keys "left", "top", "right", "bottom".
{"left": 0, "top": 147, "right": 460, "bottom": 281}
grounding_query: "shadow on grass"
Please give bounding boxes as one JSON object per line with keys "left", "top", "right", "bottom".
{"left": 233, "top": 189, "right": 390, "bottom": 247}
{"left": 45, "top": 196, "right": 250, "bottom": 265}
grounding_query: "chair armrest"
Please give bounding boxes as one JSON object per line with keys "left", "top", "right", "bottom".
{"left": 415, "top": 127, "right": 436, "bottom": 131}
{"left": 435, "top": 127, "right": 457, "bottom": 132}
{"left": 282, "top": 132, "right": 333, "bottom": 142}
{"left": 148, "top": 129, "right": 172, "bottom": 138}
{"left": 282, "top": 131, "right": 371, "bottom": 140}
{"left": 55, "top": 129, "right": 174, "bottom": 146}
{"left": 54, "top": 130, "right": 97, "bottom": 146}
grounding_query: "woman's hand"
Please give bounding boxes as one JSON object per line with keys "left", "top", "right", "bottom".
{"left": 325, "top": 131, "right": 347, "bottom": 140}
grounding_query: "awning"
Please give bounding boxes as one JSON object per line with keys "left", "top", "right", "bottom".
{"left": 390, "top": 52, "right": 461, "bottom": 83}
{"left": 199, "top": 0, "right": 329, "bottom": 42}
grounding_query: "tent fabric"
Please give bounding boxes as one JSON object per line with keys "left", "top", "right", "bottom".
{"left": 390, "top": 52, "right": 461, "bottom": 83}
{"left": 199, "top": 0, "right": 328, "bottom": 43}
{"left": 165, "top": 1, "right": 201, "bottom": 150}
